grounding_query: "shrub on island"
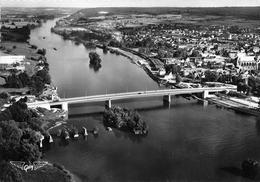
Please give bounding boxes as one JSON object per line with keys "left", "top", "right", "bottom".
{"left": 103, "top": 106, "right": 148, "bottom": 134}
{"left": 242, "top": 159, "right": 260, "bottom": 179}
{"left": 89, "top": 52, "right": 101, "bottom": 65}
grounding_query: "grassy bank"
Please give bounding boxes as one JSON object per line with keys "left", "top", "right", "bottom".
{"left": 1, "top": 41, "right": 39, "bottom": 77}
{"left": 21, "top": 163, "right": 75, "bottom": 182}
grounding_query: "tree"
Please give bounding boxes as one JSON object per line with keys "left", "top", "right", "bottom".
{"left": 217, "top": 74, "right": 225, "bottom": 83}
{"left": 246, "top": 85, "right": 252, "bottom": 95}
{"left": 6, "top": 101, "right": 31, "bottom": 123}
{"left": 31, "top": 45, "right": 38, "bottom": 49}
{"left": 0, "top": 120, "right": 23, "bottom": 161}
{"left": 89, "top": 52, "right": 101, "bottom": 65}
{"left": 61, "top": 30, "right": 69, "bottom": 39}
{"left": 37, "top": 48, "right": 46, "bottom": 56}
{"left": 242, "top": 84, "right": 249, "bottom": 94}
{"left": 242, "top": 159, "right": 260, "bottom": 179}
{"left": 204, "top": 70, "right": 218, "bottom": 82}
{"left": 0, "top": 109, "right": 13, "bottom": 122}
{"left": 179, "top": 49, "right": 188, "bottom": 59}
{"left": 6, "top": 48, "right": 12, "bottom": 53}
{"left": 191, "top": 50, "right": 201, "bottom": 57}
{"left": 0, "top": 160, "right": 24, "bottom": 182}
{"left": 176, "top": 73, "right": 182, "bottom": 84}
{"left": 0, "top": 91, "right": 10, "bottom": 100}
{"left": 171, "top": 64, "right": 178, "bottom": 74}
{"left": 18, "top": 72, "right": 30, "bottom": 87}
{"left": 158, "top": 49, "right": 166, "bottom": 58}
{"left": 29, "top": 75, "right": 45, "bottom": 96}
{"left": 18, "top": 140, "right": 41, "bottom": 164}
{"left": 237, "top": 82, "right": 244, "bottom": 92}
{"left": 36, "top": 68, "right": 51, "bottom": 85}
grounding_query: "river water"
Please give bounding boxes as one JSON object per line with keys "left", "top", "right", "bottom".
{"left": 30, "top": 18, "right": 260, "bottom": 182}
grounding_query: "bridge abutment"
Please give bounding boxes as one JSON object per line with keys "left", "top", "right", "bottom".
{"left": 50, "top": 102, "right": 68, "bottom": 120}
{"left": 62, "top": 102, "right": 68, "bottom": 112}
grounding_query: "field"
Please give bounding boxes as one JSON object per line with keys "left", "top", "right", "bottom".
{"left": 1, "top": 42, "right": 39, "bottom": 77}
{"left": 0, "top": 42, "right": 39, "bottom": 93}
{"left": 1, "top": 7, "right": 80, "bottom": 18}
{"left": 66, "top": 7, "right": 260, "bottom": 32}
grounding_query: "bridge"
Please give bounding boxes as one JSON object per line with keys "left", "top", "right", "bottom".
{"left": 27, "top": 86, "right": 236, "bottom": 118}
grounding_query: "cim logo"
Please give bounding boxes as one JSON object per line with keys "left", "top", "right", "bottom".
{"left": 10, "top": 161, "right": 48, "bottom": 172}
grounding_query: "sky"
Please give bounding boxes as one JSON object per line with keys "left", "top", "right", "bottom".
{"left": 1, "top": 0, "right": 260, "bottom": 8}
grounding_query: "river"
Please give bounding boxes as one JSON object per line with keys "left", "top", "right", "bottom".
{"left": 30, "top": 18, "right": 260, "bottom": 182}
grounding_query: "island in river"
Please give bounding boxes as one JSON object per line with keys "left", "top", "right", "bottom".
{"left": 103, "top": 106, "right": 148, "bottom": 135}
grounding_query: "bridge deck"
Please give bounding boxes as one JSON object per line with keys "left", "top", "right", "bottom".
{"left": 27, "top": 87, "right": 236, "bottom": 107}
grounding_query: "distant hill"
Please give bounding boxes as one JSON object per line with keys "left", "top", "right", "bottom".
{"left": 67, "top": 7, "right": 260, "bottom": 22}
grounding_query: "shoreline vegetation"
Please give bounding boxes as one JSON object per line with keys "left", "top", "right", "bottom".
{"left": 20, "top": 162, "right": 75, "bottom": 182}
{"left": 0, "top": 16, "right": 71, "bottom": 182}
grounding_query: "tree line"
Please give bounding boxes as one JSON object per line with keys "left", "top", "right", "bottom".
{"left": 0, "top": 98, "right": 47, "bottom": 181}
{"left": 5, "top": 56, "right": 51, "bottom": 96}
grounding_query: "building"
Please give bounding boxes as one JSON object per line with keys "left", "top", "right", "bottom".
{"left": 236, "top": 54, "right": 260, "bottom": 71}
{"left": 203, "top": 56, "right": 226, "bottom": 69}
{"left": 0, "top": 56, "right": 26, "bottom": 71}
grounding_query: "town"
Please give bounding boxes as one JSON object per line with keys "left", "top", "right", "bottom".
{"left": 50, "top": 8, "right": 260, "bottom": 112}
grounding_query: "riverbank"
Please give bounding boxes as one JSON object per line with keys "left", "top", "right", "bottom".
{"left": 207, "top": 94, "right": 260, "bottom": 116}
{"left": 21, "top": 162, "right": 75, "bottom": 182}
{"left": 1, "top": 35, "right": 74, "bottom": 182}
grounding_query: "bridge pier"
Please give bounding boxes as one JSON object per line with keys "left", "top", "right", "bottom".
{"left": 163, "top": 94, "right": 171, "bottom": 103}
{"left": 105, "top": 99, "right": 112, "bottom": 109}
{"left": 61, "top": 102, "right": 68, "bottom": 120}
{"left": 202, "top": 90, "right": 209, "bottom": 99}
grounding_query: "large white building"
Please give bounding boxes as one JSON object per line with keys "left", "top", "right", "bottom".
{"left": 0, "top": 56, "right": 26, "bottom": 71}
{"left": 236, "top": 53, "right": 260, "bottom": 71}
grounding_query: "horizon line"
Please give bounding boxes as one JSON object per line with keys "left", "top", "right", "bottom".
{"left": 2, "top": 5, "right": 260, "bottom": 8}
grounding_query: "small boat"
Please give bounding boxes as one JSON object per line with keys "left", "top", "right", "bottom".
{"left": 43, "top": 37, "right": 45, "bottom": 39}
{"left": 53, "top": 48, "right": 57, "bottom": 51}
{"left": 106, "top": 127, "right": 112, "bottom": 132}
{"left": 83, "top": 127, "right": 88, "bottom": 136}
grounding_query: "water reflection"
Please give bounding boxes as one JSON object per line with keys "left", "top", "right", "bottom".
{"left": 103, "top": 49, "right": 108, "bottom": 54}
{"left": 220, "top": 167, "right": 244, "bottom": 178}
{"left": 58, "top": 138, "right": 70, "bottom": 147}
{"left": 89, "top": 63, "right": 101, "bottom": 72}
{"left": 113, "top": 129, "right": 147, "bottom": 143}
{"left": 255, "top": 116, "right": 260, "bottom": 134}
